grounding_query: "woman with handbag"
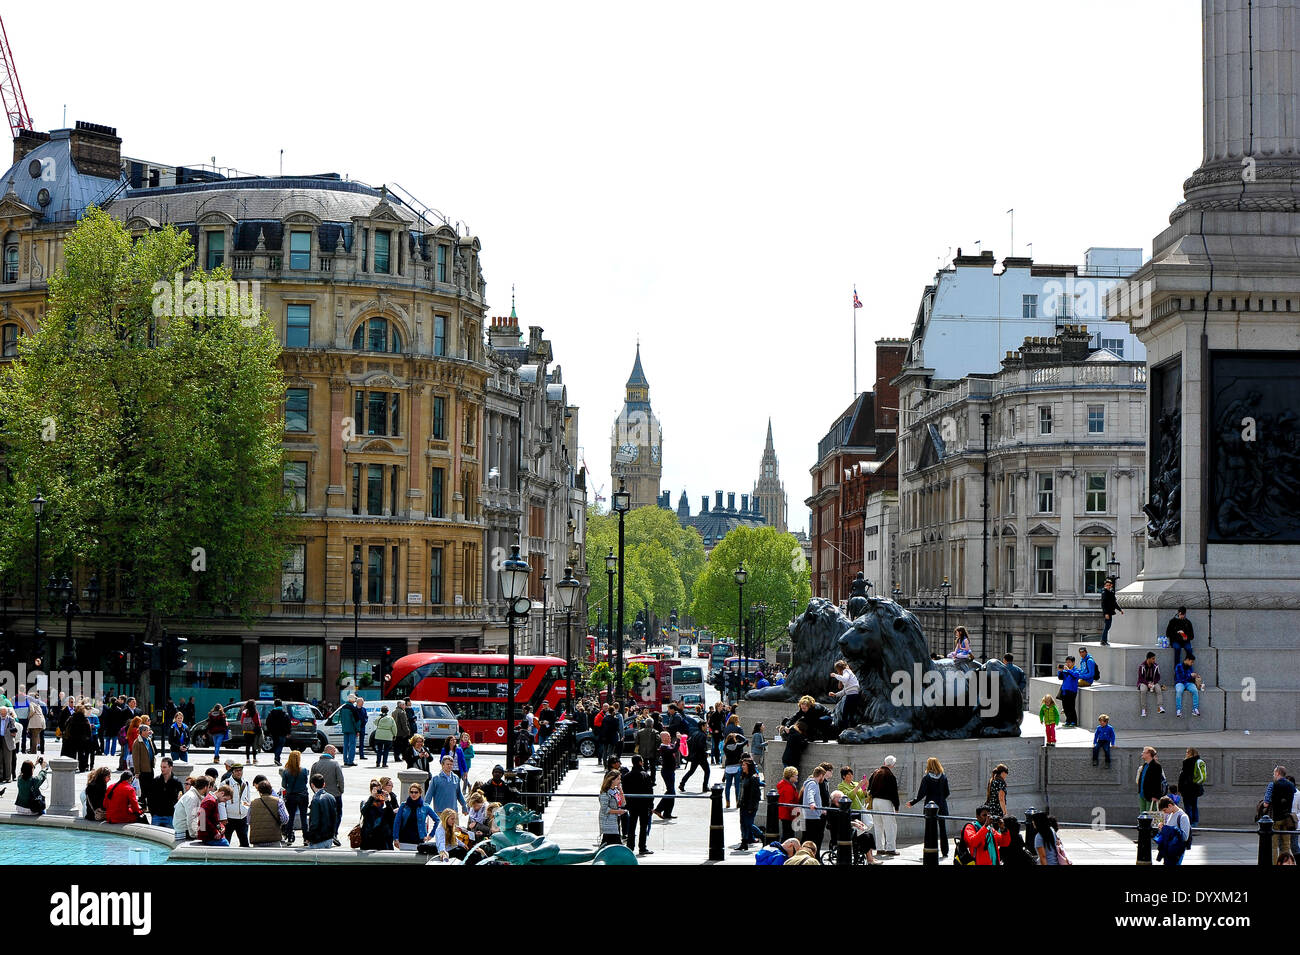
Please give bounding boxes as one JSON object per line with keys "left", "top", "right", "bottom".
{"left": 84, "top": 766, "right": 111, "bottom": 821}
{"left": 238, "top": 700, "right": 261, "bottom": 765}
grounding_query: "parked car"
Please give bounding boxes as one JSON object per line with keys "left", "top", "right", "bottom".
{"left": 574, "top": 719, "right": 643, "bottom": 759}
{"left": 678, "top": 694, "right": 706, "bottom": 718}
{"left": 191, "top": 700, "right": 326, "bottom": 753}
{"left": 678, "top": 644, "right": 692, "bottom": 658}
{"left": 322, "top": 699, "right": 459, "bottom": 749}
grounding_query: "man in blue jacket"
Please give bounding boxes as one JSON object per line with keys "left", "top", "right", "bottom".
{"left": 1057, "top": 656, "right": 1081, "bottom": 728}
{"left": 755, "top": 838, "right": 799, "bottom": 865}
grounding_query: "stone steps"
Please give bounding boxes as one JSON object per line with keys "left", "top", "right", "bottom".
{"left": 1029, "top": 676, "right": 1225, "bottom": 732}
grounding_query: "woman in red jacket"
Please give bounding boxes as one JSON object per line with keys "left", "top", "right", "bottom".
{"left": 776, "top": 766, "right": 800, "bottom": 842}
{"left": 963, "top": 807, "right": 1011, "bottom": 865}
{"left": 103, "top": 771, "right": 145, "bottom": 824}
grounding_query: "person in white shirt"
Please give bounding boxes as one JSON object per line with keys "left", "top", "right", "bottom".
{"left": 223, "top": 763, "right": 252, "bottom": 847}
{"left": 175, "top": 776, "right": 207, "bottom": 841}
{"left": 830, "top": 660, "right": 862, "bottom": 725}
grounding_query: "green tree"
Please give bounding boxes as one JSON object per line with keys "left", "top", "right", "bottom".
{"left": 585, "top": 504, "right": 702, "bottom": 636}
{"left": 690, "top": 525, "right": 811, "bottom": 646}
{"left": 0, "top": 208, "right": 291, "bottom": 656}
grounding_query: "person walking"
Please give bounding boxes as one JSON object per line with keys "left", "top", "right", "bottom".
{"left": 1154, "top": 795, "right": 1192, "bottom": 865}
{"left": 1039, "top": 694, "right": 1060, "bottom": 748}
{"left": 64, "top": 704, "right": 95, "bottom": 773}
{"left": 13, "top": 690, "right": 29, "bottom": 756}
{"left": 1092, "top": 714, "right": 1116, "bottom": 767}
{"left": 339, "top": 695, "right": 360, "bottom": 766}
{"left": 457, "top": 733, "right": 475, "bottom": 793}
{"left": 1100, "top": 577, "right": 1122, "bottom": 645}
{"left": 800, "top": 765, "right": 827, "bottom": 850}
{"left": 679, "top": 720, "right": 711, "bottom": 793}
{"left": 206, "top": 705, "right": 229, "bottom": 764}
{"left": 622, "top": 753, "right": 655, "bottom": 856}
{"left": 237, "top": 700, "right": 261, "bottom": 765}
{"left": 372, "top": 706, "right": 396, "bottom": 768}
{"left": 636, "top": 715, "right": 658, "bottom": 771}
{"left": 653, "top": 731, "right": 677, "bottom": 820}
{"left": 1263, "top": 765, "right": 1298, "bottom": 864}
{"left": 1137, "top": 652, "right": 1164, "bottom": 717}
{"left": 264, "top": 699, "right": 291, "bottom": 766}
{"left": 1178, "top": 748, "right": 1206, "bottom": 826}
{"left": 1138, "top": 746, "right": 1164, "bottom": 812}
{"left": 309, "top": 745, "right": 346, "bottom": 844}
{"left": 306, "top": 773, "right": 338, "bottom": 849}
{"left": 249, "top": 779, "right": 289, "bottom": 848}
{"left": 598, "top": 770, "right": 628, "bottom": 846}
{"left": 224, "top": 763, "right": 252, "bottom": 847}
{"left": 906, "top": 757, "right": 951, "bottom": 858}
{"left": 868, "top": 756, "right": 901, "bottom": 855}
{"left": 391, "top": 700, "right": 411, "bottom": 765}
{"left": 736, "top": 757, "right": 763, "bottom": 851}
{"left": 984, "top": 763, "right": 1010, "bottom": 819}
{"left": 722, "top": 731, "right": 745, "bottom": 808}
{"left": 749, "top": 722, "right": 767, "bottom": 773}
{"left": 1165, "top": 607, "right": 1195, "bottom": 668}
{"left": 26, "top": 693, "right": 46, "bottom": 756}
{"left": 1174, "top": 653, "right": 1201, "bottom": 718}
{"left": 280, "top": 750, "right": 310, "bottom": 845}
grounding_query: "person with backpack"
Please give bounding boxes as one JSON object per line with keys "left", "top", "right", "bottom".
{"left": 1154, "top": 795, "right": 1191, "bottom": 865}
{"left": 1137, "top": 652, "right": 1164, "bottom": 717}
{"left": 1178, "top": 747, "right": 1206, "bottom": 825}
{"left": 1076, "top": 646, "right": 1099, "bottom": 686}
{"left": 1263, "top": 765, "right": 1298, "bottom": 864}
{"left": 961, "top": 807, "right": 1009, "bottom": 865}
{"left": 237, "top": 700, "right": 261, "bottom": 765}
{"left": 1138, "top": 746, "right": 1164, "bottom": 812}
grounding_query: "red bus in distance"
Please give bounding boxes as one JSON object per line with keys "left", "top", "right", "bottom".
{"left": 385, "top": 652, "right": 567, "bottom": 745}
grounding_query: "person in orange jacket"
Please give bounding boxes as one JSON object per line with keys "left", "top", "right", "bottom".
{"left": 103, "top": 770, "right": 146, "bottom": 824}
{"left": 963, "top": 807, "right": 1011, "bottom": 865}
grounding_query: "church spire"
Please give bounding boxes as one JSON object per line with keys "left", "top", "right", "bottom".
{"left": 510, "top": 283, "right": 517, "bottom": 320}
{"left": 626, "top": 344, "right": 649, "bottom": 391}
{"left": 765, "top": 417, "right": 774, "bottom": 450}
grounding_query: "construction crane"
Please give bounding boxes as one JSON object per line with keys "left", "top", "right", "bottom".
{"left": 581, "top": 455, "right": 606, "bottom": 506}
{"left": 0, "top": 17, "right": 32, "bottom": 138}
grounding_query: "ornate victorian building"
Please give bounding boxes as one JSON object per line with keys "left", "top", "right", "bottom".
{"left": 610, "top": 346, "right": 662, "bottom": 509}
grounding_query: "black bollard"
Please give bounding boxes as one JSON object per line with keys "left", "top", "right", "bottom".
{"left": 709, "top": 783, "right": 724, "bottom": 861}
{"left": 923, "top": 801, "right": 939, "bottom": 868}
{"left": 525, "top": 766, "right": 544, "bottom": 835}
{"left": 1258, "top": 815, "right": 1275, "bottom": 866}
{"left": 834, "top": 806, "right": 852, "bottom": 866}
{"left": 1136, "top": 813, "right": 1152, "bottom": 865}
{"left": 764, "top": 789, "right": 780, "bottom": 844}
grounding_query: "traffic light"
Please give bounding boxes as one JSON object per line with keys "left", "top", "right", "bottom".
{"left": 142, "top": 641, "right": 162, "bottom": 671}
{"left": 164, "top": 632, "right": 188, "bottom": 669}
{"left": 381, "top": 645, "right": 395, "bottom": 685}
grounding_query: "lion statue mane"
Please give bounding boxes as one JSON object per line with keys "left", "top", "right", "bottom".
{"left": 746, "top": 596, "right": 1023, "bottom": 744}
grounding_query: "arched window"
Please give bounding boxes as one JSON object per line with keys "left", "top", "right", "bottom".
{"left": 1, "top": 322, "right": 21, "bottom": 357}
{"left": 351, "top": 317, "right": 403, "bottom": 354}
{"left": 3, "top": 233, "right": 18, "bottom": 284}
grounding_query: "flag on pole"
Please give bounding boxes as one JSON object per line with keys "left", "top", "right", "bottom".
{"left": 853, "top": 288, "right": 863, "bottom": 309}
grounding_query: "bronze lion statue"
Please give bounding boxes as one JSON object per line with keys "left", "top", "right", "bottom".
{"left": 747, "top": 597, "right": 1022, "bottom": 743}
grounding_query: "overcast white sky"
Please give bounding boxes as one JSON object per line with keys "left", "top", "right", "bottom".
{"left": 8, "top": 1, "right": 1202, "bottom": 532}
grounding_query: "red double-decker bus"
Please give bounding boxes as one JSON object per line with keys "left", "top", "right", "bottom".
{"left": 385, "top": 653, "right": 568, "bottom": 744}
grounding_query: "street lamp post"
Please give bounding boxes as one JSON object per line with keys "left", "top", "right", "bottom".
{"left": 941, "top": 575, "right": 951, "bottom": 646}
{"left": 604, "top": 548, "right": 615, "bottom": 697}
{"left": 350, "top": 553, "right": 362, "bottom": 702}
{"left": 30, "top": 493, "right": 45, "bottom": 663}
{"left": 1107, "top": 552, "right": 1121, "bottom": 586}
{"left": 58, "top": 574, "right": 80, "bottom": 671}
{"left": 499, "top": 544, "right": 532, "bottom": 772}
{"left": 734, "top": 563, "right": 747, "bottom": 696}
{"left": 612, "top": 481, "right": 631, "bottom": 709}
{"left": 892, "top": 584, "right": 902, "bottom": 605}
{"left": 540, "top": 571, "right": 550, "bottom": 656}
{"left": 556, "top": 567, "right": 579, "bottom": 730}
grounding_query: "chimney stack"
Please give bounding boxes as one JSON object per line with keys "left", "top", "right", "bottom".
{"left": 741, "top": 493, "right": 749, "bottom": 512}
{"left": 68, "top": 121, "right": 121, "bottom": 180}
{"left": 701, "top": 495, "right": 709, "bottom": 513}
{"left": 727, "top": 492, "right": 736, "bottom": 512}
{"left": 13, "top": 129, "right": 50, "bottom": 164}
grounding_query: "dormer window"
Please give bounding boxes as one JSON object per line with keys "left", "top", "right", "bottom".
{"left": 290, "top": 231, "right": 311, "bottom": 270}
{"left": 205, "top": 231, "right": 224, "bottom": 270}
{"left": 351, "top": 317, "right": 403, "bottom": 354}
{"left": 436, "top": 245, "right": 448, "bottom": 282}
{"left": 374, "top": 230, "right": 390, "bottom": 274}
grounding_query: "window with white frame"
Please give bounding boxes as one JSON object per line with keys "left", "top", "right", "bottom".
{"left": 1036, "top": 545, "right": 1054, "bottom": 594}
{"left": 1022, "top": 294, "right": 1037, "bottom": 318}
{"left": 1006, "top": 477, "right": 1016, "bottom": 514}
{"left": 1036, "top": 472, "right": 1054, "bottom": 513}
{"left": 281, "top": 544, "right": 306, "bottom": 602}
{"left": 1088, "top": 404, "right": 1105, "bottom": 434}
{"left": 1100, "top": 337, "right": 1124, "bottom": 357}
{"left": 1006, "top": 545, "right": 1015, "bottom": 592}
{"left": 1039, "top": 406, "right": 1053, "bottom": 435}
{"left": 1085, "top": 472, "right": 1107, "bottom": 513}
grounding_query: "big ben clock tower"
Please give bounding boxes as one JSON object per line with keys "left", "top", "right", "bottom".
{"left": 611, "top": 345, "right": 663, "bottom": 509}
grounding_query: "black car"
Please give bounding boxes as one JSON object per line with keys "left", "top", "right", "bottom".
{"left": 190, "top": 700, "right": 326, "bottom": 753}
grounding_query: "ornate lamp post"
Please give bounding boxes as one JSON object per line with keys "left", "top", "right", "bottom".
{"left": 350, "top": 553, "right": 362, "bottom": 701}
{"left": 30, "top": 493, "right": 45, "bottom": 662}
{"left": 57, "top": 574, "right": 80, "bottom": 670}
{"left": 892, "top": 584, "right": 902, "bottom": 605}
{"left": 556, "top": 566, "right": 580, "bottom": 726}
{"left": 499, "top": 544, "right": 532, "bottom": 772}
{"left": 540, "top": 571, "right": 550, "bottom": 656}
{"left": 1107, "top": 552, "right": 1121, "bottom": 585}
{"left": 604, "top": 548, "right": 616, "bottom": 695}
{"left": 612, "top": 481, "right": 631, "bottom": 708}
{"left": 734, "top": 563, "right": 747, "bottom": 695}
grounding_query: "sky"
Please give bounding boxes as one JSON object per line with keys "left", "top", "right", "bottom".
{"left": 5, "top": 1, "right": 1202, "bottom": 532}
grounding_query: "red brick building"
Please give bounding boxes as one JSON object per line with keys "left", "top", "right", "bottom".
{"left": 806, "top": 339, "right": 907, "bottom": 604}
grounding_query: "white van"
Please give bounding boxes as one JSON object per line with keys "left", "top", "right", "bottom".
{"left": 323, "top": 699, "right": 459, "bottom": 749}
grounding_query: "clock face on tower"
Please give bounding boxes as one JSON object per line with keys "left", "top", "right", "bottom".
{"left": 650, "top": 446, "right": 661, "bottom": 464}
{"left": 616, "top": 443, "right": 639, "bottom": 464}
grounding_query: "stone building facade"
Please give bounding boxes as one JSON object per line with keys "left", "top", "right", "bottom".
{"left": 610, "top": 346, "right": 662, "bottom": 509}
{"left": 896, "top": 327, "right": 1147, "bottom": 675}
{"left": 752, "top": 419, "right": 788, "bottom": 534}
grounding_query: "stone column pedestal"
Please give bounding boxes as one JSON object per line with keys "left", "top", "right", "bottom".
{"left": 45, "top": 756, "right": 79, "bottom": 816}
